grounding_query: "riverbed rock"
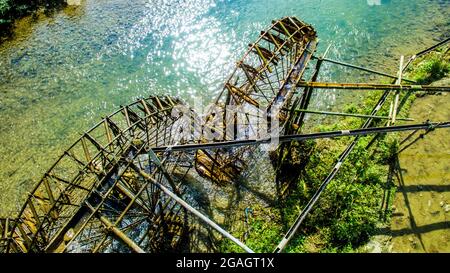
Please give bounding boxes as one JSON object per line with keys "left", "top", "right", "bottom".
{"left": 445, "top": 204, "right": 450, "bottom": 213}
{"left": 367, "top": 241, "right": 382, "bottom": 253}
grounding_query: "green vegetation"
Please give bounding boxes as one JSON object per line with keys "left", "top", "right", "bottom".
{"left": 406, "top": 46, "right": 450, "bottom": 84}
{"left": 221, "top": 46, "right": 450, "bottom": 253}
{"left": 0, "top": 0, "right": 65, "bottom": 36}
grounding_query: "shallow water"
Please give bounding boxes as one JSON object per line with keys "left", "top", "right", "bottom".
{"left": 391, "top": 85, "right": 450, "bottom": 253}
{"left": 0, "top": 0, "right": 449, "bottom": 216}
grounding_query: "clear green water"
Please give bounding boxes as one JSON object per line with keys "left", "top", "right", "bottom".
{"left": 0, "top": 0, "right": 449, "bottom": 216}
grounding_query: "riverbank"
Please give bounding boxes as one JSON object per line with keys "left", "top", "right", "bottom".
{"left": 389, "top": 82, "right": 449, "bottom": 253}
{"left": 386, "top": 47, "right": 450, "bottom": 253}
{"left": 361, "top": 44, "right": 450, "bottom": 253}
{"left": 0, "top": 0, "right": 66, "bottom": 38}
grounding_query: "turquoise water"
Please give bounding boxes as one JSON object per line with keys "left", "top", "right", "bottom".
{"left": 0, "top": 0, "right": 449, "bottom": 216}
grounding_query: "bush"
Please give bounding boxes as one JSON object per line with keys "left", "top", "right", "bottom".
{"left": 0, "top": 0, "right": 10, "bottom": 14}
{"left": 0, "top": 0, "right": 11, "bottom": 25}
{"left": 294, "top": 134, "right": 388, "bottom": 250}
{"left": 0, "top": 0, "right": 65, "bottom": 36}
{"left": 219, "top": 209, "right": 284, "bottom": 253}
{"left": 329, "top": 183, "right": 380, "bottom": 245}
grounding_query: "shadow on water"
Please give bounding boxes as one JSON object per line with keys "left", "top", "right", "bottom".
{"left": 376, "top": 221, "right": 450, "bottom": 237}
{"left": 380, "top": 152, "right": 450, "bottom": 252}
{"left": 398, "top": 185, "right": 450, "bottom": 193}
{"left": 234, "top": 180, "right": 277, "bottom": 208}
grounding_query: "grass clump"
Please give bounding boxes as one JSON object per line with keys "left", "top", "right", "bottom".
{"left": 406, "top": 46, "right": 450, "bottom": 84}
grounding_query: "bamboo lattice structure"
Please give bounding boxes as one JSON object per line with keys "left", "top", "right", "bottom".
{"left": 195, "top": 17, "right": 317, "bottom": 184}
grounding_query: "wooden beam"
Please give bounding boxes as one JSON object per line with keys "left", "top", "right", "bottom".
{"left": 97, "top": 213, "right": 145, "bottom": 253}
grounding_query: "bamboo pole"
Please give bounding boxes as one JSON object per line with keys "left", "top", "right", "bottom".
{"left": 391, "top": 55, "right": 404, "bottom": 125}
{"left": 27, "top": 197, "right": 41, "bottom": 227}
{"left": 315, "top": 57, "right": 416, "bottom": 83}
{"left": 89, "top": 205, "right": 145, "bottom": 253}
{"left": 16, "top": 223, "right": 31, "bottom": 251}
{"left": 43, "top": 178, "right": 55, "bottom": 206}
{"left": 387, "top": 101, "right": 394, "bottom": 127}
{"left": 4, "top": 218, "right": 8, "bottom": 238}
{"left": 294, "top": 109, "right": 413, "bottom": 121}
{"left": 0, "top": 220, "right": 4, "bottom": 238}
{"left": 152, "top": 122, "right": 450, "bottom": 152}
{"left": 296, "top": 81, "right": 450, "bottom": 92}
{"left": 81, "top": 137, "right": 92, "bottom": 163}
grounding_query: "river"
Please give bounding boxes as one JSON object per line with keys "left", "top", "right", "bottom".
{"left": 0, "top": 0, "right": 449, "bottom": 217}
